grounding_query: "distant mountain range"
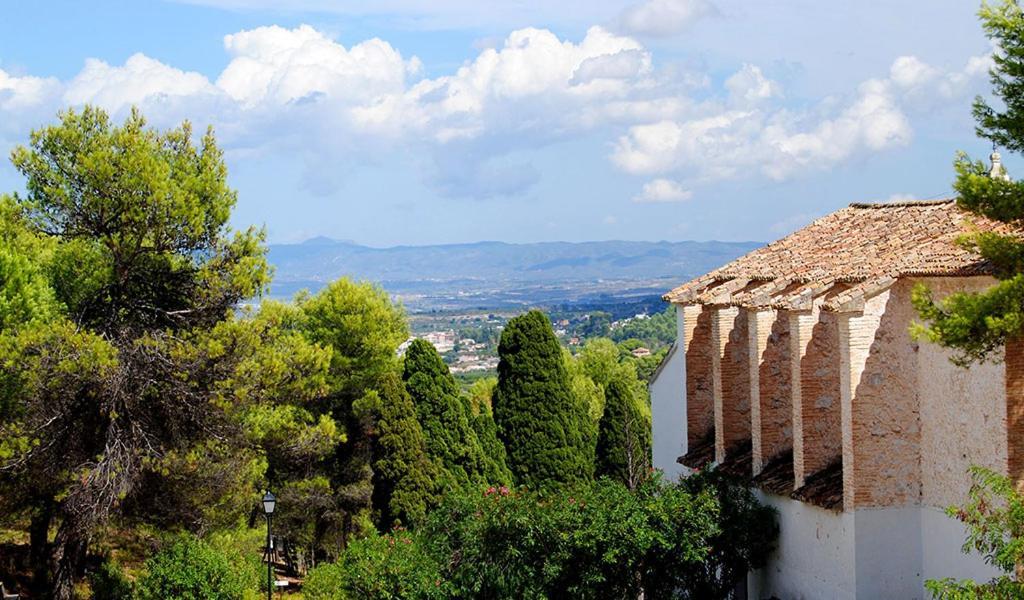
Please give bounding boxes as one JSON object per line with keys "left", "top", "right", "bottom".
{"left": 266, "top": 238, "right": 762, "bottom": 311}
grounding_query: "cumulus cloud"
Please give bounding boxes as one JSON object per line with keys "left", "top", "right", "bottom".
{"left": 609, "top": 51, "right": 996, "bottom": 183}
{"left": 618, "top": 0, "right": 716, "bottom": 37}
{"left": 64, "top": 53, "right": 221, "bottom": 115}
{"left": 0, "top": 68, "right": 60, "bottom": 111}
{"left": 725, "top": 64, "right": 781, "bottom": 106}
{"left": 218, "top": 25, "right": 420, "bottom": 108}
{"left": 0, "top": 22, "right": 998, "bottom": 200}
{"left": 633, "top": 178, "right": 692, "bottom": 203}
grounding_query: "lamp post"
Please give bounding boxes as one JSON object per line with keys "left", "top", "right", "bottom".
{"left": 262, "top": 491, "right": 276, "bottom": 600}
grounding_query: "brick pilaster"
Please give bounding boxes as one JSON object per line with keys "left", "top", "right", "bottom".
{"left": 790, "top": 310, "right": 816, "bottom": 488}
{"left": 1007, "top": 336, "right": 1024, "bottom": 493}
{"left": 683, "top": 305, "right": 714, "bottom": 449}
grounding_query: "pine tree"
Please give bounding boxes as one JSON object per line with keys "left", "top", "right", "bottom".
{"left": 595, "top": 378, "right": 652, "bottom": 489}
{"left": 913, "top": 1, "right": 1024, "bottom": 364}
{"left": 402, "top": 339, "right": 495, "bottom": 489}
{"left": 356, "top": 371, "right": 440, "bottom": 528}
{"left": 494, "top": 310, "right": 593, "bottom": 487}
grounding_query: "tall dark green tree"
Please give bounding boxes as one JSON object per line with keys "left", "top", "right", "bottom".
{"left": 494, "top": 310, "right": 593, "bottom": 487}
{"left": 913, "top": 1, "right": 1024, "bottom": 364}
{"left": 402, "top": 339, "right": 506, "bottom": 488}
{"left": 355, "top": 371, "right": 441, "bottom": 528}
{"left": 595, "top": 378, "right": 652, "bottom": 489}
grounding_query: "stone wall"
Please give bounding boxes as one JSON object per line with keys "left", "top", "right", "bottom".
{"left": 915, "top": 276, "right": 1008, "bottom": 508}
{"left": 845, "top": 287, "right": 920, "bottom": 508}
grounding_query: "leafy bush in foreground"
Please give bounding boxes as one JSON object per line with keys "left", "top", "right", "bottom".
{"left": 135, "top": 535, "right": 256, "bottom": 600}
{"left": 303, "top": 529, "right": 446, "bottom": 600}
{"left": 307, "top": 474, "right": 776, "bottom": 599}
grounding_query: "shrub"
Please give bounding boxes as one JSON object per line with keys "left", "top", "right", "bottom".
{"left": 677, "top": 468, "right": 779, "bottom": 598}
{"left": 425, "top": 477, "right": 721, "bottom": 600}
{"left": 89, "top": 558, "right": 133, "bottom": 600}
{"left": 303, "top": 529, "right": 446, "bottom": 600}
{"left": 136, "top": 535, "right": 254, "bottom": 600}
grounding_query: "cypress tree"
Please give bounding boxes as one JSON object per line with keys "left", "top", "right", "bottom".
{"left": 466, "top": 377, "right": 513, "bottom": 485}
{"left": 358, "top": 371, "right": 440, "bottom": 528}
{"left": 494, "top": 310, "right": 592, "bottom": 487}
{"left": 402, "top": 339, "right": 493, "bottom": 488}
{"left": 595, "top": 377, "right": 652, "bottom": 489}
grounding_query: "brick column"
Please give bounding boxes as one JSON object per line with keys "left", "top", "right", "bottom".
{"left": 683, "top": 305, "right": 714, "bottom": 450}
{"left": 790, "top": 310, "right": 816, "bottom": 488}
{"left": 711, "top": 308, "right": 731, "bottom": 463}
{"left": 749, "top": 308, "right": 774, "bottom": 474}
{"left": 837, "top": 311, "right": 875, "bottom": 510}
{"left": 1007, "top": 337, "right": 1024, "bottom": 493}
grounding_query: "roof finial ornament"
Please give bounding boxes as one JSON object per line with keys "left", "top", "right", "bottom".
{"left": 990, "top": 144, "right": 1011, "bottom": 181}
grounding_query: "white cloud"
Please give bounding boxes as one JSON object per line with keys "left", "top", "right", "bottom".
{"left": 613, "top": 63, "right": 916, "bottom": 182}
{"left": 218, "top": 25, "right": 420, "bottom": 108}
{"left": 64, "top": 53, "right": 220, "bottom": 115}
{"left": 633, "top": 178, "right": 692, "bottom": 203}
{"left": 725, "top": 64, "right": 781, "bottom": 106}
{"left": 618, "top": 0, "right": 716, "bottom": 37}
{"left": 0, "top": 69, "right": 60, "bottom": 111}
{"left": 0, "top": 22, "right": 998, "bottom": 200}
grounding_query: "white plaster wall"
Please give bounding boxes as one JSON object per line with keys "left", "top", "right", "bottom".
{"left": 749, "top": 493, "right": 857, "bottom": 600}
{"left": 651, "top": 307, "right": 687, "bottom": 480}
{"left": 853, "top": 507, "right": 922, "bottom": 598}
{"left": 920, "top": 505, "right": 1002, "bottom": 586}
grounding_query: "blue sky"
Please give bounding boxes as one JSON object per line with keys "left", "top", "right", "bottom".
{"left": 0, "top": 0, "right": 1009, "bottom": 246}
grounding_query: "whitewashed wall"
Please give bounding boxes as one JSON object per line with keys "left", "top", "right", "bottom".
{"left": 650, "top": 306, "right": 687, "bottom": 481}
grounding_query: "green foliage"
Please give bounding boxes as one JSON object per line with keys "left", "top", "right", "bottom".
{"left": 308, "top": 476, "right": 759, "bottom": 600}
{"left": 10, "top": 105, "right": 270, "bottom": 333}
{"left": 595, "top": 378, "right": 651, "bottom": 488}
{"left": 403, "top": 339, "right": 501, "bottom": 488}
{"left": 495, "top": 311, "right": 593, "bottom": 487}
{"left": 925, "top": 466, "right": 1024, "bottom": 596}
{"left": 913, "top": 2, "right": 1024, "bottom": 364}
{"left": 355, "top": 372, "right": 441, "bottom": 528}
{"left": 926, "top": 576, "right": 1023, "bottom": 599}
{"left": 89, "top": 558, "right": 133, "bottom": 600}
{"left": 300, "top": 279, "right": 408, "bottom": 403}
{"left": 0, "top": 196, "right": 58, "bottom": 330}
{"left": 136, "top": 535, "right": 256, "bottom": 600}
{"left": 303, "top": 529, "right": 447, "bottom": 600}
{"left": 679, "top": 468, "right": 779, "bottom": 598}
{"left": 424, "top": 477, "right": 723, "bottom": 599}
{"left": 972, "top": 0, "right": 1024, "bottom": 153}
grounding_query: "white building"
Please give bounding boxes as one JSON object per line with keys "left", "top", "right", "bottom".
{"left": 652, "top": 198, "right": 1015, "bottom": 599}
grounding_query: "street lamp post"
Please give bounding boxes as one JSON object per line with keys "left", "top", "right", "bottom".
{"left": 262, "top": 491, "right": 276, "bottom": 600}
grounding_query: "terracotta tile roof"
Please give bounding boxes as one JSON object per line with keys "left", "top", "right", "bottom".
{"left": 664, "top": 199, "right": 1012, "bottom": 312}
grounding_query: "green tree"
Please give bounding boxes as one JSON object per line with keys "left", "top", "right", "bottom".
{"left": 595, "top": 378, "right": 652, "bottom": 489}
{"left": 355, "top": 371, "right": 441, "bottom": 528}
{"left": 912, "top": 0, "right": 1024, "bottom": 365}
{"left": 297, "top": 278, "right": 410, "bottom": 549}
{"left": 0, "top": 106, "right": 271, "bottom": 598}
{"left": 403, "top": 339, "right": 503, "bottom": 488}
{"left": 494, "top": 310, "right": 592, "bottom": 487}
